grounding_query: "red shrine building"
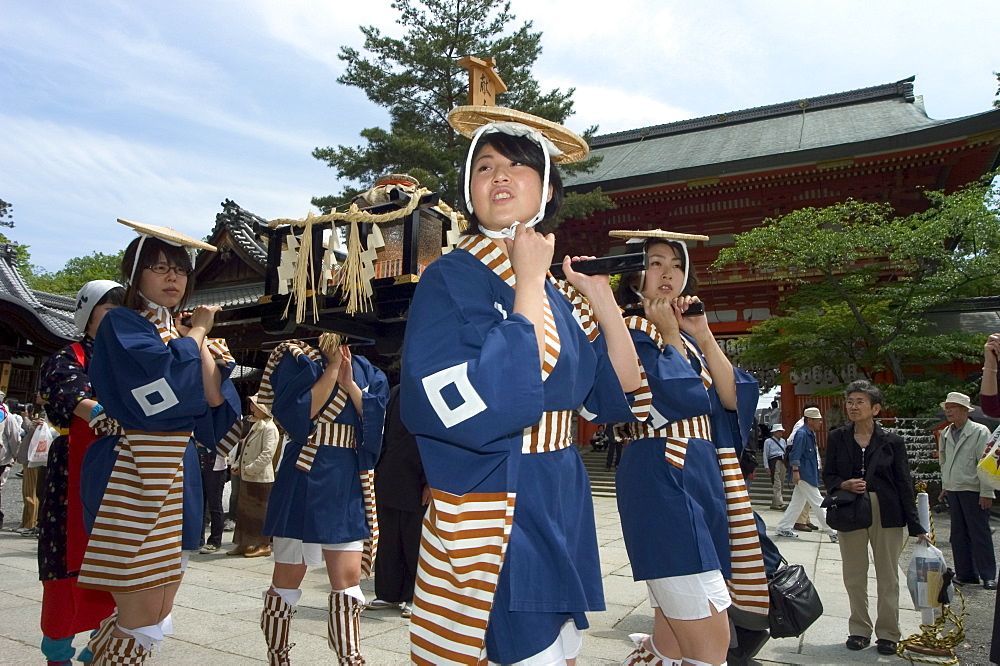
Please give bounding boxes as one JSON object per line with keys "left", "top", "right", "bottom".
{"left": 560, "top": 76, "right": 1000, "bottom": 425}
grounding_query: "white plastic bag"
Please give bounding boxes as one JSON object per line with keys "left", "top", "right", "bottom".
{"left": 906, "top": 541, "right": 949, "bottom": 609}
{"left": 977, "top": 426, "right": 1000, "bottom": 490}
{"left": 27, "top": 425, "right": 50, "bottom": 464}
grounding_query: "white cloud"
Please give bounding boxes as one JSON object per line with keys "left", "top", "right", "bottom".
{"left": 237, "top": 0, "right": 403, "bottom": 72}
{"left": 0, "top": 114, "right": 332, "bottom": 272}
{"left": 545, "top": 82, "right": 693, "bottom": 134}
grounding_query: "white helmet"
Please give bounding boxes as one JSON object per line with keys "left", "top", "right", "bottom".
{"left": 74, "top": 280, "right": 123, "bottom": 334}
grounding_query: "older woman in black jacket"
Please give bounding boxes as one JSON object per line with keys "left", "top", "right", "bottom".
{"left": 824, "top": 380, "right": 930, "bottom": 656}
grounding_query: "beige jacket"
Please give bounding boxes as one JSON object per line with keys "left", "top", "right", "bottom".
{"left": 235, "top": 418, "right": 279, "bottom": 483}
{"left": 940, "top": 420, "right": 994, "bottom": 497}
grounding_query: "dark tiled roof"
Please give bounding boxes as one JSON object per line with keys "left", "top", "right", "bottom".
{"left": 187, "top": 283, "right": 264, "bottom": 309}
{"left": 926, "top": 296, "right": 1000, "bottom": 334}
{"left": 0, "top": 244, "right": 78, "bottom": 340}
{"left": 210, "top": 199, "right": 267, "bottom": 267}
{"left": 566, "top": 77, "right": 994, "bottom": 188}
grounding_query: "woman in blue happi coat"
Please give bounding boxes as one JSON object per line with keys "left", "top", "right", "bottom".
{"left": 400, "top": 106, "right": 644, "bottom": 665}
{"left": 78, "top": 221, "right": 239, "bottom": 664}
{"left": 257, "top": 332, "right": 388, "bottom": 665}
{"left": 612, "top": 230, "right": 768, "bottom": 666}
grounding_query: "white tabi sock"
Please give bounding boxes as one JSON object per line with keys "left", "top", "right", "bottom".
{"left": 268, "top": 587, "right": 302, "bottom": 607}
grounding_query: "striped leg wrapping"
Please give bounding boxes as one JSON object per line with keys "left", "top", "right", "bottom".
{"left": 360, "top": 469, "right": 378, "bottom": 577}
{"left": 261, "top": 593, "right": 296, "bottom": 666}
{"left": 620, "top": 634, "right": 666, "bottom": 666}
{"left": 620, "top": 645, "right": 662, "bottom": 666}
{"left": 87, "top": 612, "right": 119, "bottom": 663}
{"left": 92, "top": 635, "right": 149, "bottom": 666}
{"left": 328, "top": 591, "right": 365, "bottom": 665}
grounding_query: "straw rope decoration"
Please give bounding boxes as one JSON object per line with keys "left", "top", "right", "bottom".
{"left": 897, "top": 481, "right": 965, "bottom": 665}
{"left": 269, "top": 189, "right": 467, "bottom": 321}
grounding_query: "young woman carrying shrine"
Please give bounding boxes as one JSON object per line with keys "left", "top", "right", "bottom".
{"left": 77, "top": 220, "right": 240, "bottom": 664}
{"left": 399, "top": 106, "right": 645, "bottom": 665}
{"left": 257, "top": 333, "right": 388, "bottom": 665}
{"left": 613, "top": 230, "right": 768, "bottom": 666}
{"left": 35, "top": 280, "right": 124, "bottom": 665}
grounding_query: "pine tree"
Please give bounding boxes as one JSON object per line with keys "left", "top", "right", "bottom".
{"left": 313, "top": 0, "right": 613, "bottom": 225}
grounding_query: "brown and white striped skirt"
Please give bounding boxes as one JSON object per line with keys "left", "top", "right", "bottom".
{"left": 77, "top": 430, "right": 191, "bottom": 593}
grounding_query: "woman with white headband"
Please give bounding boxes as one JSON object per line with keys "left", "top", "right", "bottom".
{"left": 35, "top": 280, "right": 124, "bottom": 666}
{"left": 400, "top": 106, "right": 645, "bottom": 665}
{"left": 77, "top": 220, "right": 240, "bottom": 664}
{"left": 612, "top": 230, "right": 768, "bottom": 666}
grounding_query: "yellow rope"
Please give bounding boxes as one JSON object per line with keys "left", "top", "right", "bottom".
{"left": 898, "top": 482, "right": 966, "bottom": 664}
{"left": 271, "top": 189, "right": 468, "bottom": 321}
{"left": 268, "top": 188, "right": 467, "bottom": 229}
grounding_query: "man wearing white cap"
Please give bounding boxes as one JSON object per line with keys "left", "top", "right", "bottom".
{"left": 763, "top": 425, "right": 789, "bottom": 510}
{"left": 775, "top": 408, "right": 838, "bottom": 541}
{"left": 938, "top": 391, "right": 996, "bottom": 589}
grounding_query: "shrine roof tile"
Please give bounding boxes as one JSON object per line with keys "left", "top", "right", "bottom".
{"left": 566, "top": 77, "right": 1000, "bottom": 190}
{"left": 187, "top": 282, "right": 264, "bottom": 309}
{"left": 0, "top": 244, "right": 78, "bottom": 341}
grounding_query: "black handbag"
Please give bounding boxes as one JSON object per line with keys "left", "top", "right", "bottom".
{"left": 822, "top": 460, "right": 874, "bottom": 532}
{"left": 768, "top": 559, "right": 824, "bottom": 638}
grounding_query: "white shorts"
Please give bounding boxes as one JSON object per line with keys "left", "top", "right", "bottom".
{"left": 647, "top": 570, "right": 731, "bottom": 620}
{"left": 488, "top": 620, "right": 583, "bottom": 666}
{"left": 272, "top": 537, "right": 363, "bottom": 567}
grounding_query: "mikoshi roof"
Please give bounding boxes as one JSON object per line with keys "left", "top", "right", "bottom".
{"left": 448, "top": 105, "right": 589, "bottom": 164}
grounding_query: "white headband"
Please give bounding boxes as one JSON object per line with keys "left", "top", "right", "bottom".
{"left": 128, "top": 233, "right": 184, "bottom": 286}
{"left": 464, "top": 122, "right": 561, "bottom": 240}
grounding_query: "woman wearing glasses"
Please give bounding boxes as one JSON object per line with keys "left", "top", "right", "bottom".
{"left": 78, "top": 220, "right": 240, "bottom": 664}
{"left": 824, "top": 380, "right": 929, "bottom": 655}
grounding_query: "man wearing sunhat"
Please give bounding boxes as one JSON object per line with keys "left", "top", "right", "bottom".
{"left": 775, "top": 408, "right": 838, "bottom": 541}
{"left": 763, "top": 425, "right": 789, "bottom": 510}
{"left": 938, "top": 391, "right": 996, "bottom": 589}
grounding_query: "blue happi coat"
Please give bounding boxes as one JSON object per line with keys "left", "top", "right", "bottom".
{"left": 401, "top": 241, "right": 637, "bottom": 663}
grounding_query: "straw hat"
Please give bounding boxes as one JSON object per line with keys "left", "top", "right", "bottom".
{"left": 447, "top": 105, "right": 589, "bottom": 164}
{"left": 248, "top": 394, "right": 271, "bottom": 418}
{"left": 940, "top": 392, "right": 972, "bottom": 410}
{"left": 118, "top": 218, "right": 217, "bottom": 252}
{"left": 610, "top": 229, "right": 710, "bottom": 243}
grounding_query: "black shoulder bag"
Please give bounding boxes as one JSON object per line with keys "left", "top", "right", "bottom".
{"left": 821, "top": 443, "right": 873, "bottom": 533}
{"left": 768, "top": 557, "right": 824, "bottom": 638}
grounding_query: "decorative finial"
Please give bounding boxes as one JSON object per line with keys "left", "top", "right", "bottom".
{"left": 457, "top": 56, "right": 507, "bottom": 107}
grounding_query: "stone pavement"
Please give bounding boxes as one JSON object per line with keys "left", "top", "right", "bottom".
{"left": 0, "top": 489, "right": 954, "bottom": 665}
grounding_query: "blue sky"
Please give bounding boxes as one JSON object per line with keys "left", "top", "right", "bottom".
{"left": 2, "top": 0, "right": 996, "bottom": 272}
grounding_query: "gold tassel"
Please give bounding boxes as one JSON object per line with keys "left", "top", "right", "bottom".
{"left": 285, "top": 213, "right": 318, "bottom": 324}
{"left": 319, "top": 332, "right": 342, "bottom": 355}
{"left": 339, "top": 217, "right": 371, "bottom": 315}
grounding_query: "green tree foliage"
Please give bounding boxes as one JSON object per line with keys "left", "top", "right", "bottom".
{"left": 29, "top": 251, "right": 124, "bottom": 296}
{"left": 994, "top": 71, "right": 1000, "bottom": 108}
{"left": 714, "top": 174, "right": 1000, "bottom": 415}
{"left": 0, "top": 233, "right": 34, "bottom": 277}
{"left": 314, "top": 0, "right": 612, "bottom": 226}
{"left": 0, "top": 199, "right": 12, "bottom": 228}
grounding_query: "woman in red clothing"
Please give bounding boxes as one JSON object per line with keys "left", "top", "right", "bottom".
{"left": 37, "top": 280, "right": 124, "bottom": 665}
